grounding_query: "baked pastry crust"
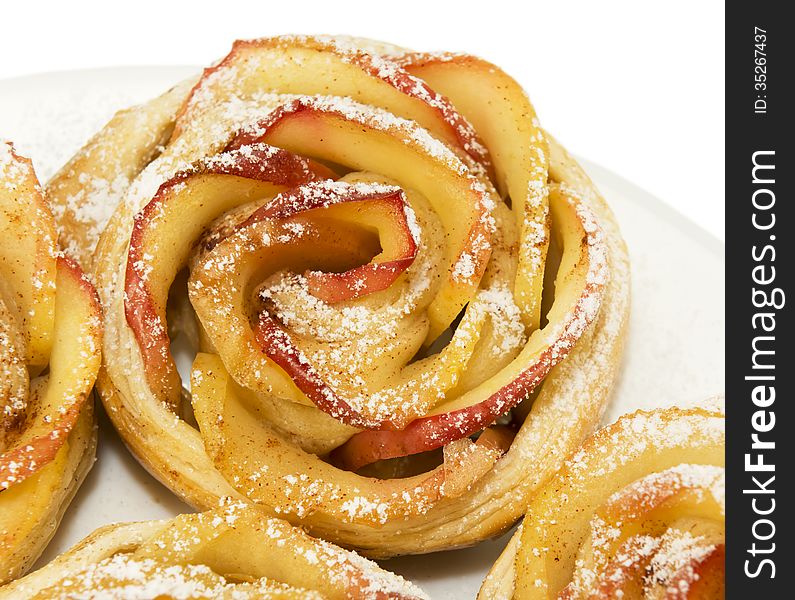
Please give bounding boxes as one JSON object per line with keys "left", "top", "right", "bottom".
{"left": 0, "top": 502, "right": 427, "bottom": 599}
{"left": 479, "top": 404, "right": 725, "bottom": 599}
{"left": 0, "top": 144, "right": 102, "bottom": 583}
{"left": 50, "top": 36, "right": 630, "bottom": 557}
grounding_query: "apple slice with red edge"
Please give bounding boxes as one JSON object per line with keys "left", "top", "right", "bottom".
{"left": 331, "top": 184, "right": 608, "bottom": 469}
{"left": 226, "top": 96, "right": 495, "bottom": 344}
{"left": 562, "top": 463, "right": 726, "bottom": 599}
{"left": 174, "top": 35, "right": 491, "bottom": 174}
{"left": 124, "top": 144, "right": 329, "bottom": 408}
{"left": 563, "top": 539, "right": 723, "bottom": 599}
{"left": 1, "top": 256, "right": 102, "bottom": 489}
{"left": 190, "top": 351, "right": 515, "bottom": 527}
{"left": 242, "top": 181, "right": 417, "bottom": 304}
{"left": 191, "top": 180, "right": 420, "bottom": 430}
{"left": 666, "top": 543, "right": 724, "bottom": 598}
{"left": 395, "top": 52, "right": 551, "bottom": 331}
{"left": 305, "top": 199, "right": 416, "bottom": 304}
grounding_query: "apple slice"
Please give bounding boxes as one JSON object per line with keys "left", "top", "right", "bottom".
{"left": 560, "top": 534, "right": 723, "bottom": 599}
{"left": 332, "top": 184, "right": 607, "bottom": 469}
{"left": 242, "top": 180, "right": 418, "bottom": 304}
{"left": 190, "top": 352, "right": 512, "bottom": 528}
{"left": 252, "top": 301, "right": 488, "bottom": 432}
{"left": 566, "top": 536, "right": 661, "bottom": 600}
{"left": 175, "top": 35, "right": 490, "bottom": 172}
{"left": 226, "top": 96, "right": 496, "bottom": 343}
{"left": 192, "top": 176, "right": 512, "bottom": 431}
{"left": 4, "top": 502, "right": 428, "bottom": 599}
{"left": 242, "top": 196, "right": 520, "bottom": 434}
{"left": 0, "top": 143, "right": 57, "bottom": 370}
{"left": 396, "top": 52, "right": 550, "bottom": 331}
{"left": 231, "top": 382, "right": 357, "bottom": 456}
{"left": 564, "top": 464, "right": 725, "bottom": 598}
{"left": 0, "top": 256, "right": 101, "bottom": 489}
{"left": 190, "top": 180, "right": 419, "bottom": 430}
{"left": 0, "top": 400, "right": 94, "bottom": 585}
{"left": 124, "top": 144, "right": 325, "bottom": 407}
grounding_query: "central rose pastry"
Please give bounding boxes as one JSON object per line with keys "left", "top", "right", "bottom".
{"left": 49, "top": 36, "right": 630, "bottom": 556}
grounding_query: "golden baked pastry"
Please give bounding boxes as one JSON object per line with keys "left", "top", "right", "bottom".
{"left": 50, "top": 36, "right": 630, "bottom": 556}
{"left": 479, "top": 405, "right": 725, "bottom": 599}
{"left": 0, "top": 501, "right": 427, "bottom": 599}
{"left": 0, "top": 143, "right": 102, "bottom": 583}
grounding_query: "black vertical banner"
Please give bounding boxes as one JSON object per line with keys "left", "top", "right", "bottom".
{"left": 726, "top": 4, "right": 792, "bottom": 598}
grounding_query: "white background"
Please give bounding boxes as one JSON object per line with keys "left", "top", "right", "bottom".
{"left": 1, "top": 0, "right": 724, "bottom": 239}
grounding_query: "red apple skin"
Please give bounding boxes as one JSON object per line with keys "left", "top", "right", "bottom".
{"left": 331, "top": 279, "right": 605, "bottom": 471}
{"left": 227, "top": 100, "right": 319, "bottom": 152}
{"left": 254, "top": 314, "right": 380, "bottom": 429}
{"left": 306, "top": 257, "right": 416, "bottom": 304}
{"left": 246, "top": 185, "right": 419, "bottom": 429}
{"left": 588, "top": 542, "right": 724, "bottom": 600}
{"left": 243, "top": 183, "right": 407, "bottom": 222}
{"left": 124, "top": 145, "right": 329, "bottom": 405}
{"left": 240, "top": 185, "right": 417, "bottom": 304}
{"left": 0, "top": 390, "right": 84, "bottom": 490}
{"left": 177, "top": 35, "right": 491, "bottom": 171}
{"left": 0, "top": 256, "right": 101, "bottom": 490}
{"left": 225, "top": 97, "right": 494, "bottom": 324}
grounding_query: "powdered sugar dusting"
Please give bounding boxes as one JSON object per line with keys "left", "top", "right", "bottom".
{"left": 16, "top": 501, "right": 427, "bottom": 599}
{"left": 523, "top": 407, "right": 725, "bottom": 598}
{"left": 25, "top": 34, "right": 637, "bottom": 560}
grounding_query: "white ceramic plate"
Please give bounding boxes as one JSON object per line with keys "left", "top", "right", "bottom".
{"left": 0, "top": 67, "right": 725, "bottom": 599}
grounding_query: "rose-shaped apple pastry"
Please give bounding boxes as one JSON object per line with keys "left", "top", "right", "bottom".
{"left": 480, "top": 404, "right": 725, "bottom": 599}
{"left": 52, "top": 36, "right": 630, "bottom": 556}
{"left": 0, "top": 501, "right": 427, "bottom": 599}
{"left": 0, "top": 143, "right": 102, "bottom": 583}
